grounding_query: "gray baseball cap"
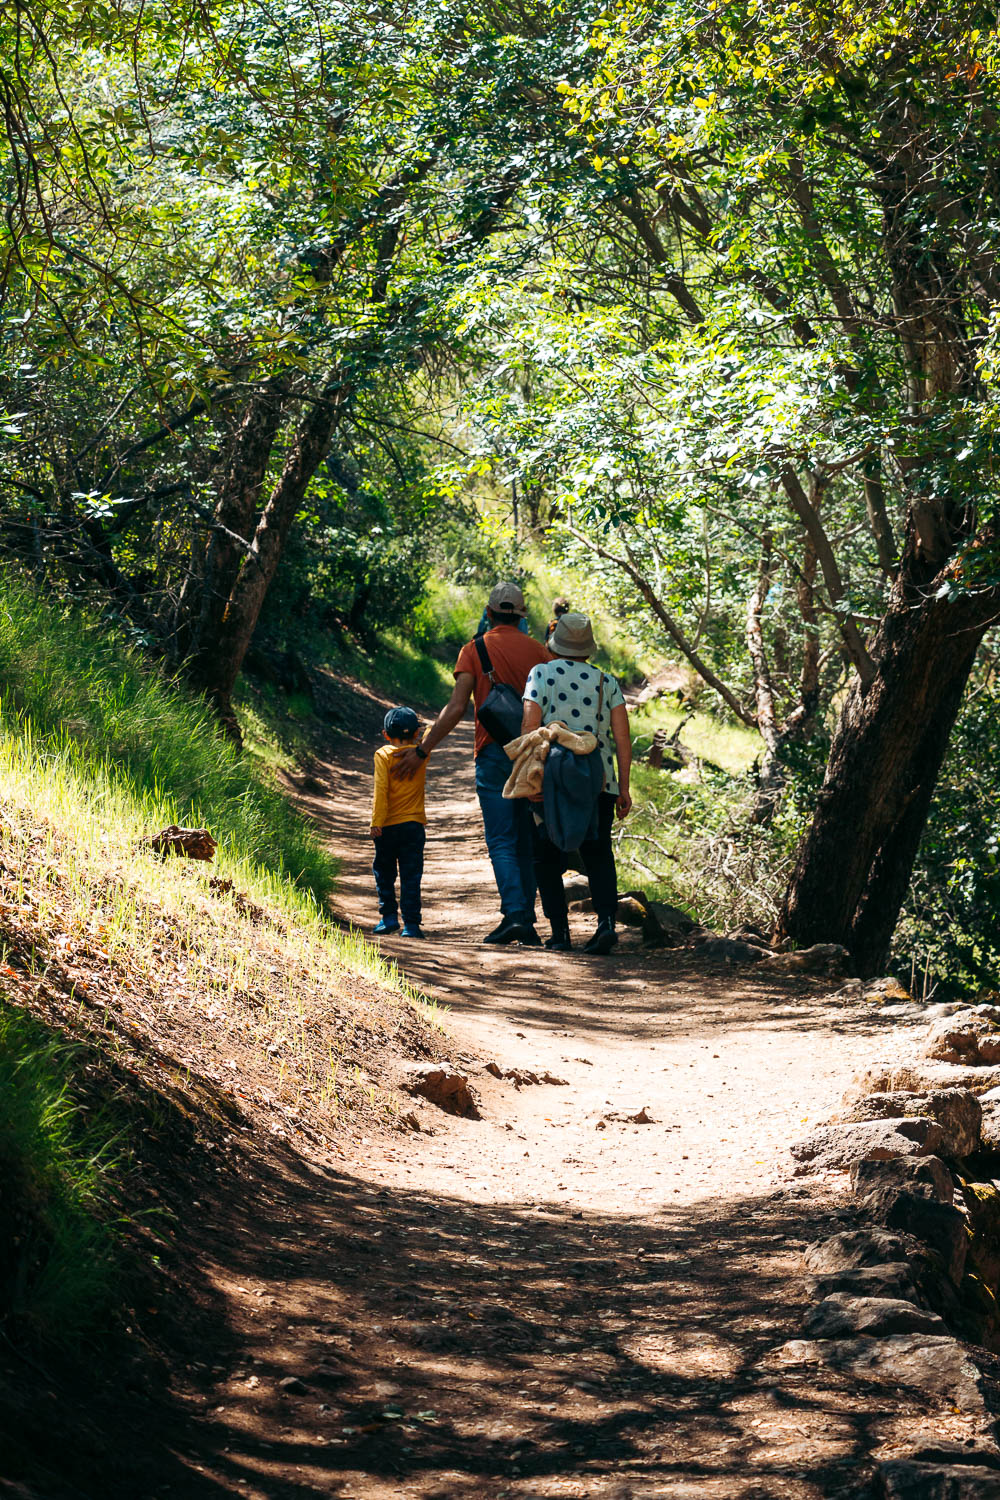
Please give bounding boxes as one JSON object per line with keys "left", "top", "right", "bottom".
{"left": 487, "top": 581, "right": 527, "bottom": 618}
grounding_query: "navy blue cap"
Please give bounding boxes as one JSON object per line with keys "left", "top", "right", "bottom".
{"left": 383, "top": 706, "right": 420, "bottom": 739}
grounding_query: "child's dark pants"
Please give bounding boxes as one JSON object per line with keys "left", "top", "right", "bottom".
{"left": 372, "top": 821, "right": 425, "bottom": 926}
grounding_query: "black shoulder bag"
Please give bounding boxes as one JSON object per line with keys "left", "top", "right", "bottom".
{"left": 473, "top": 635, "right": 525, "bottom": 747}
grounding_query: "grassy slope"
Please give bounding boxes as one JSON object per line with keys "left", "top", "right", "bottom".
{"left": 0, "top": 577, "right": 440, "bottom": 1353}
{"left": 615, "top": 700, "right": 772, "bottom": 931}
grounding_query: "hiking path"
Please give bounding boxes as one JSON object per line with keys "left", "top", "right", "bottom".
{"left": 226, "top": 720, "right": 974, "bottom": 1500}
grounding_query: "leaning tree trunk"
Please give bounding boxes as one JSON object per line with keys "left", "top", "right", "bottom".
{"left": 181, "top": 385, "right": 286, "bottom": 686}
{"left": 778, "top": 558, "right": 998, "bottom": 975}
{"left": 194, "top": 381, "right": 346, "bottom": 739}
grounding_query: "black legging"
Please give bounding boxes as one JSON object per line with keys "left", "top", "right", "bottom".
{"left": 532, "top": 792, "right": 618, "bottom": 927}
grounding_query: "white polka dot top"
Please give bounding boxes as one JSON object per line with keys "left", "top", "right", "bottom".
{"left": 523, "top": 660, "right": 625, "bottom": 794}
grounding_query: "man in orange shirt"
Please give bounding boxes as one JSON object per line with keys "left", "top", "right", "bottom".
{"left": 395, "top": 582, "right": 548, "bottom": 944}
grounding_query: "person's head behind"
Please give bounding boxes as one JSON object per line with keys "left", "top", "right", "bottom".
{"left": 485, "top": 580, "right": 527, "bottom": 628}
{"left": 383, "top": 705, "right": 420, "bottom": 744}
{"left": 547, "top": 611, "right": 597, "bottom": 661}
{"left": 552, "top": 596, "right": 570, "bottom": 619}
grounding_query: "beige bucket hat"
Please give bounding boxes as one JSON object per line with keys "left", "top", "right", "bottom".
{"left": 547, "top": 612, "right": 597, "bottom": 658}
{"left": 487, "top": 581, "right": 527, "bottom": 618}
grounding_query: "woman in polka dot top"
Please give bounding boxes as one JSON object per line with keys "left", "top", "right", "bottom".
{"left": 521, "top": 612, "right": 632, "bottom": 954}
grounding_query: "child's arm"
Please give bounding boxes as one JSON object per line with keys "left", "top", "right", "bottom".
{"left": 371, "top": 754, "right": 389, "bottom": 836}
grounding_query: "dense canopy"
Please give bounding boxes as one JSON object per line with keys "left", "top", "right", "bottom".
{"left": 3, "top": 0, "right": 999, "bottom": 982}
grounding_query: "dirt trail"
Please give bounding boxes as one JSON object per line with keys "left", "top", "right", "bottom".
{"left": 199, "top": 721, "right": 976, "bottom": 1500}
{"left": 312, "top": 726, "right": 908, "bottom": 1215}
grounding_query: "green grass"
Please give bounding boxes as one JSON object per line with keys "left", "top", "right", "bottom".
{"left": 0, "top": 1001, "right": 120, "bottom": 1346}
{"left": 0, "top": 576, "right": 336, "bottom": 899}
{"left": 323, "top": 631, "right": 454, "bottom": 709}
{"left": 613, "top": 710, "right": 794, "bottom": 933}
{"left": 628, "top": 698, "right": 761, "bottom": 776}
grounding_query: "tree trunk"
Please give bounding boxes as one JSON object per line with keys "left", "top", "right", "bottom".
{"left": 778, "top": 563, "right": 998, "bottom": 974}
{"left": 180, "top": 386, "right": 286, "bottom": 682}
{"left": 193, "top": 382, "right": 346, "bottom": 738}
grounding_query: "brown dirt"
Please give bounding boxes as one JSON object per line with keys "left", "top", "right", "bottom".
{"left": 3, "top": 716, "right": 996, "bottom": 1498}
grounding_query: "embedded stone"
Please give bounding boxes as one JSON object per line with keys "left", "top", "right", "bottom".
{"left": 979, "top": 1102, "right": 1000, "bottom": 1154}
{"left": 767, "top": 942, "right": 850, "bottom": 976}
{"left": 876, "top": 1459, "right": 1000, "bottom": 1498}
{"left": 923, "top": 1007, "right": 1000, "bottom": 1066}
{"left": 805, "top": 1262, "right": 922, "bottom": 1305}
{"left": 864, "top": 1188, "right": 968, "bottom": 1285}
{"left": 802, "top": 1293, "right": 945, "bottom": 1340}
{"left": 791, "top": 1117, "right": 945, "bottom": 1172}
{"left": 695, "top": 936, "right": 767, "bottom": 963}
{"left": 769, "top": 1334, "right": 986, "bottom": 1411}
{"left": 803, "top": 1229, "right": 916, "bottom": 1275}
{"left": 837, "top": 1090, "right": 981, "bottom": 1158}
{"left": 851, "top": 1061, "right": 1000, "bottom": 1100}
{"left": 402, "top": 1063, "right": 481, "bottom": 1119}
{"left": 850, "top": 1155, "right": 955, "bottom": 1204}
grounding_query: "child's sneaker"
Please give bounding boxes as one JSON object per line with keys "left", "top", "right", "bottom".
{"left": 373, "top": 918, "right": 400, "bottom": 935}
{"left": 401, "top": 923, "right": 424, "bottom": 938}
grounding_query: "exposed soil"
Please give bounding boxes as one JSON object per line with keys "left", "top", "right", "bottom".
{"left": 3, "top": 708, "right": 996, "bottom": 1499}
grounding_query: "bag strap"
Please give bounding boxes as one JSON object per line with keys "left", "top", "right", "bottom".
{"left": 474, "top": 633, "right": 496, "bottom": 684}
{"left": 597, "top": 671, "right": 605, "bottom": 723}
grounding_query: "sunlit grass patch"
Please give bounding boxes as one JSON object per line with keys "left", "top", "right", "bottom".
{"left": 629, "top": 698, "right": 760, "bottom": 777}
{"left": 0, "top": 710, "right": 438, "bottom": 1130}
{"left": 0, "top": 574, "right": 335, "bottom": 899}
{"left": 324, "top": 632, "right": 454, "bottom": 709}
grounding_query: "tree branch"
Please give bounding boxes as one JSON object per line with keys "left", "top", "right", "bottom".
{"left": 563, "top": 522, "right": 758, "bottom": 729}
{"left": 779, "top": 468, "right": 876, "bottom": 685}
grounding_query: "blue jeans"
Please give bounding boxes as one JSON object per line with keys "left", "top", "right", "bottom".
{"left": 475, "top": 742, "right": 536, "bottom": 917}
{"left": 372, "top": 822, "right": 425, "bottom": 925}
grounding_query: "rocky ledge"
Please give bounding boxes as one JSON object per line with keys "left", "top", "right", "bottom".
{"left": 786, "top": 998, "right": 1000, "bottom": 1496}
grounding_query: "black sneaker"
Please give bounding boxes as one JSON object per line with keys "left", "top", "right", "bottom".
{"left": 584, "top": 919, "right": 618, "bottom": 955}
{"left": 545, "top": 928, "right": 572, "bottom": 952}
{"left": 483, "top": 911, "right": 535, "bottom": 945}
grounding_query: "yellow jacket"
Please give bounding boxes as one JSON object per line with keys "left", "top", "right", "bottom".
{"left": 371, "top": 743, "right": 426, "bottom": 828}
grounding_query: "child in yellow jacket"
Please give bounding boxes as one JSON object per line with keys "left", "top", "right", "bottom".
{"left": 370, "top": 706, "right": 428, "bottom": 937}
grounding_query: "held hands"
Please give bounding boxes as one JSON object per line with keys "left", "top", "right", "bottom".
{"left": 393, "top": 747, "right": 425, "bottom": 781}
{"left": 370, "top": 825, "right": 382, "bottom": 838}
{"left": 615, "top": 790, "right": 633, "bottom": 820}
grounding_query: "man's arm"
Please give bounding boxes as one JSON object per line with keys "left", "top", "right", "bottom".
{"left": 395, "top": 672, "right": 475, "bottom": 780}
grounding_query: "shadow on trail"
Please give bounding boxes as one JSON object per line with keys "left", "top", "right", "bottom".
{"left": 172, "top": 1145, "right": 916, "bottom": 1500}
{"left": 373, "top": 935, "right": 915, "bottom": 1050}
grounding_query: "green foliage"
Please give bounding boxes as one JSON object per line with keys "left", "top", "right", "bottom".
{"left": 899, "top": 682, "right": 1000, "bottom": 995}
{"left": 0, "top": 1002, "right": 120, "bottom": 1345}
{"left": 0, "top": 575, "right": 335, "bottom": 897}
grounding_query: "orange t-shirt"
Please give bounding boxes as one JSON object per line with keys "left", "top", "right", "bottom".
{"left": 455, "top": 626, "right": 550, "bottom": 755}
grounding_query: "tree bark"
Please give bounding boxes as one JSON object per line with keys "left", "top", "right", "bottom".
{"left": 176, "top": 385, "right": 286, "bottom": 676}
{"left": 778, "top": 552, "right": 999, "bottom": 974}
{"left": 192, "top": 380, "right": 347, "bottom": 737}
{"left": 746, "top": 531, "right": 785, "bottom": 824}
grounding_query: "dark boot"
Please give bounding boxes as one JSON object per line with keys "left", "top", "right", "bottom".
{"left": 483, "top": 911, "right": 537, "bottom": 945}
{"left": 584, "top": 918, "right": 617, "bottom": 955}
{"left": 545, "top": 924, "right": 572, "bottom": 952}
